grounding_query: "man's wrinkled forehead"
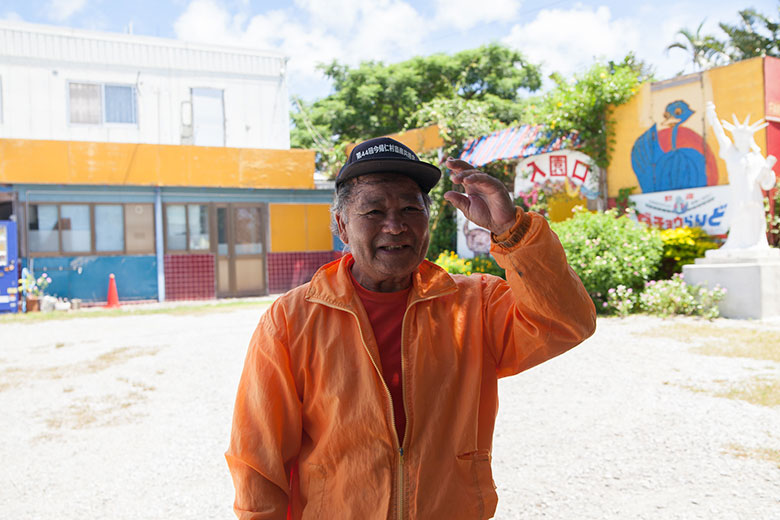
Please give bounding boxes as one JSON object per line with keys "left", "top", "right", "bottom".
{"left": 350, "top": 173, "right": 424, "bottom": 195}
{"left": 350, "top": 174, "right": 426, "bottom": 205}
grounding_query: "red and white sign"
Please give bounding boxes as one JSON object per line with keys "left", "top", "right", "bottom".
{"left": 515, "top": 150, "right": 600, "bottom": 200}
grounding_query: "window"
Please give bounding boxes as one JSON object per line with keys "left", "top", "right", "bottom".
{"left": 95, "top": 205, "right": 124, "bottom": 252}
{"left": 125, "top": 204, "right": 155, "bottom": 253}
{"left": 28, "top": 205, "right": 60, "bottom": 253}
{"left": 68, "top": 82, "right": 137, "bottom": 125}
{"left": 105, "top": 85, "right": 137, "bottom": 124}
{"left": 165, "top": 204, "right": 210, "bottom": 252}
{"left": 27, "top": 203, "right": 154, "bottom": 256}
{"left": 234, "top": 207, "right": 263, "bottom": 255}
{"left": 60, "top": 204, "right": 91, "bottom": 252}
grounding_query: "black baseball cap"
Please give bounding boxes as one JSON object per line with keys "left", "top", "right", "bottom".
{"left": 336, "top": 137, "right": 441, "bottom": 193}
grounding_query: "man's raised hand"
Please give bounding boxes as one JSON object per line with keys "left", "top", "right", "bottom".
{"left": 443, "top": 158, "right": 517, "bottom": 236}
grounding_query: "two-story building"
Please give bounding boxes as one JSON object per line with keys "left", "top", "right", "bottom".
{"left": 0, "top": 20, "right": 337, "bottom": 305}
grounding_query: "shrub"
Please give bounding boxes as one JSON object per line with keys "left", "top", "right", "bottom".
{"left": 550, "top": 208, "right": 663, "bottom": 309}
{"left": 434, "top": 251, "right": 506, "bottom": 278}
{"left": 657, "top": 226, "right": 719, "bottom": 279}
{"left": 605, "top": 284, "right": 637, "bottom": 317}
{"left": 639, "top": 274, "right": 726, "bottom": 319}
{"left": 470, "top": 255, "right": 505, "bottom": 278}
{"left": 434, "top": 250, "right": 473, "bottom": 275}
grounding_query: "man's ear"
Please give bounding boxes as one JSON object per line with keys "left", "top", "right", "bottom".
{"left": 335, "top": 213, "right": 349, "bottom": 245}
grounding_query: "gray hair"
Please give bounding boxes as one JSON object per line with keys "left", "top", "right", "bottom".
{"left": 330, "top": 176, "right": 432, "bottom": 237}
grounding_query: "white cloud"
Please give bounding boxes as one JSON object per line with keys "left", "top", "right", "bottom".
{"left": 503, "top": 5, "right": 640, "bottom": 77}
{"left": 173, "top": 0, "right": 243, "bottom": 45}
{"left": 173, "top": 0, "right": 427, "bottom": 98}
{"left": 1, "top": 11, "right": 24, "bottom": 22}
{"left": 46, "top": 0, "right": 88, "bottom": 22}
{"left": 433, "top": 0, "right": 522, "bottom": 31}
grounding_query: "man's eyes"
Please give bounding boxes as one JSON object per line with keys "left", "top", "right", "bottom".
{"left": 360, "top": 206, "right": 422, "bottom": 216}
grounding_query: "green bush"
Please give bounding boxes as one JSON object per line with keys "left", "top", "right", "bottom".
{"left": 550, "top": 208, "right": 663, "bottom": 309}
{"left": 657, "top": 226, "right": 719, "bottom": 279}
{"left": 639, "top": 274, "right": 726, "bottom": 319}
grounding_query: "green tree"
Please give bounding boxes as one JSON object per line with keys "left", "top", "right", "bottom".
{"left": 290, "top": 43, "right": 542, "bottom": 173}
{"left": 719, "top": 6, "right": 780, "bottom": 60}
{"left": 530, "top": 56, "right": 643, "bottom": 169}
{"left": 666, "top": 20, "right": 727, "bottom": 71}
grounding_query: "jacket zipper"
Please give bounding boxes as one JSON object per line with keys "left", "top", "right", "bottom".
{"left": 310, "top": 292, "right": 455, "bottom": 520}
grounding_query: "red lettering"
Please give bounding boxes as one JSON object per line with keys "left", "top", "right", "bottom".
{"left": 653, "top": 216, "right": 665, "bottom": 227}
{"left": 549, "top": 155, "right": 567, "bottom": 176}
{"left": 527, "top": 161, "right": 546, "bottom": 183}
{"left": 572, "top": 160, "right": 590, "bottom": 183}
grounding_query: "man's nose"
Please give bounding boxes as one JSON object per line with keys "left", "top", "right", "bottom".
{"left": 382, "top": 211, "right": 407, "bottom": 234}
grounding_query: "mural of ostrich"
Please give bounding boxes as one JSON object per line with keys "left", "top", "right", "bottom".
{"left": 631, "top": 100, "right": 709, "bottom": 192}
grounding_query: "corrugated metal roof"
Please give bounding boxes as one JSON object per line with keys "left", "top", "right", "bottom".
{"left": 0, "top": 20, "right": 286, "bottom": 78}
{"left": 458, "top": 125, "right": 575, "bottom": 167}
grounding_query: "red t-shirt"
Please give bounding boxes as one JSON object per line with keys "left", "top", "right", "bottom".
{"left": 349, "top": 268, "right": 409, "bottom": 445}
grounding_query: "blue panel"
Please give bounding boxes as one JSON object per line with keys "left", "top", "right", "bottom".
{"left": 27, "top": 255, "right": 158, "bottom": 302}
{"left": 0, "top": 221, "right": 20, "bottom": 313}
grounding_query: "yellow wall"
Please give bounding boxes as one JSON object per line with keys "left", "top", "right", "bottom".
{"left": 0, "top": 139, "right": 316, "bottom": 189}
{"left": 705, "top": 57, "right": 767, "bottom": 184}
{"left": 607, "top": 57, "right": 768, "bottom": 197}
{"left": 345, "top": 125, "right": 445, "bottom": 156}
{"left": 269, "top": 203, "right": 333, "bottom": 252}
{"left": 609, "top": 82, "right": 650, "bottom": 197}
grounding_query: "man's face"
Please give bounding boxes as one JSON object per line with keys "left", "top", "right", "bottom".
{"left": 336, "top": 173, "right": 430, "bottom": 292}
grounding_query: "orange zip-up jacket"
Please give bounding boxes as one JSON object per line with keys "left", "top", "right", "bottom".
{"left": 226, "top": 211, "right": 596, "bottom": 519}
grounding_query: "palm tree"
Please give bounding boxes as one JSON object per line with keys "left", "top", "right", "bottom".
{"left": 666, "top": 21, "right": 728, "bottom": 71}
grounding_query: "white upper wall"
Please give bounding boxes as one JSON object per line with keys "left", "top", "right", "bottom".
{"left": 0, "top": 20, "right": 290, "bottom": 149}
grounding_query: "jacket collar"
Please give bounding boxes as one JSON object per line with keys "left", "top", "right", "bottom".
{"left": 305, "top": 253, "right": 457, "bottom": 309}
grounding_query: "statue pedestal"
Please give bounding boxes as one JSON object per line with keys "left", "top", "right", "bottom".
{"left": 682, "top": 248, "right": 780, "bottom": 319}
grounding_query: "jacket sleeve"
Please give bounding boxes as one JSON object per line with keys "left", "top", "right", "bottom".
{"left": 225, "top": 302, "right": 303, "bottom": 519}
{"left": 484, "top": 208, "right": 597, "bottom": 378}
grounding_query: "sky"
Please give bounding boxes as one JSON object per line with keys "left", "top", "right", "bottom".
{"left": 2, "top": 0, "right": 778, "bottom": 100}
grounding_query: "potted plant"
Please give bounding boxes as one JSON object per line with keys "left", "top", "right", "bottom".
{"left": 18, "top": 268, "right": 51, "bottom": 312}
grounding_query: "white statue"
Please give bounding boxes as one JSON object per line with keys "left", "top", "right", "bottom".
{"left": 706, "top": 102, "right": 778, "bottom": 250}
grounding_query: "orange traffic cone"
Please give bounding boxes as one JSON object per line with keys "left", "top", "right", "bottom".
{"left": 106, "top": 273, "right": 120, "bottom": 308}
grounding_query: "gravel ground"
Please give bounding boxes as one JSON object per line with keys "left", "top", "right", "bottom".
{"left": 1, "top": 306, "right": 779, "bottom": 519}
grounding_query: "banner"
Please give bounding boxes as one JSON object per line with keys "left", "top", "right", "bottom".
{"left": 515, "top": 150, "right": 600, "bottom": 200}
{"left": 629, "top": 185, "right": 731, "bottom": 235}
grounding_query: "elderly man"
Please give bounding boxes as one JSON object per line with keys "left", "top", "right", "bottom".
{"left": 226, "top": 136, "right": 596, "bottom": 519}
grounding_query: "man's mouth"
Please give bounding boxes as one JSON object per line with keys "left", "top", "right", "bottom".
{"left": 378, "top": 245, "right": 410, "bottom": 251}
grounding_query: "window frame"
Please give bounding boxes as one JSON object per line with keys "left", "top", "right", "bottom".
{"left": 67, "top": 81, "right": 138, "bottom": 127}
{"left": 26, "top": 202, "right": 155, "bottom": 257}
{"left": 163, "top": 203, "right": 212, "bottom": 254}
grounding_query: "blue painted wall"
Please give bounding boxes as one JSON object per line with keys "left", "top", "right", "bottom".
{"left": 25, "top": 255, "right": 158, "bottom": 302}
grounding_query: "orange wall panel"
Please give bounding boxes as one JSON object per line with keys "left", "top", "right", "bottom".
{"left": 270, "top": 203, "right": 333, "bottom": 252}
{"left": 270, "top": 204, "right": 308, "bottom": 252}
{"left": 0, "top": 139, "right": 316, "bottom": 189}
{"left": 306, "top": 204, "right": 334, "bottom": 251}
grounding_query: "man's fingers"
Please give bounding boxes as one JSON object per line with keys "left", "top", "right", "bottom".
{"left": 443, "top": 191, "right": 470, "bottom": 213}
{"left": 445, "top": 157, "right": 475, "bottom": 173}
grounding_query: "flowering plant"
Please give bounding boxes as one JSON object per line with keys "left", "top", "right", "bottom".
{"left": 639, "top": 274, "right": 726, "bottom": 320}
{"left": 434, "top": 250, "right": 474, "bottom": 275}
{"left": 605, "top": 285, "right": 637, "bottom": 317}
{"left": 18, "top": 269, "right": 52, "bottom": 298}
